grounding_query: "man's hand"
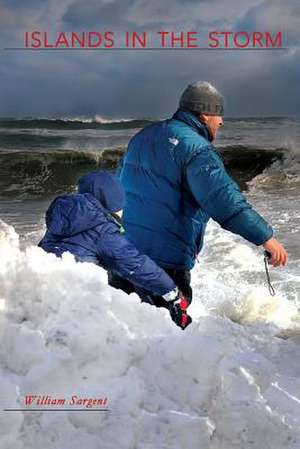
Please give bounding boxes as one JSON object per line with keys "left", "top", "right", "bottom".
{"left": 263, "top": 237, "right": 288, "bottom": 267}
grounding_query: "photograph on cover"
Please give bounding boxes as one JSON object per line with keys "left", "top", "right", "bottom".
{"left": 0, "top": 0, "right": 299, "bottom": 448}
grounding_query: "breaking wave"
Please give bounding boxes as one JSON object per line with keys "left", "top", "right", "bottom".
{"left": 219, "top": 145, "right": 287, "bottom": 189}
{"left": 0, "top": 148, "right": 124, "bottom": 199}
{"left": 0, "top": 145, "right": 295, "bottom": 199}
{"left": 246, "top": 148, "right": 300, "bottom": 190}
{"left": 0, "top": 117, "right": 152, "bottom": 131}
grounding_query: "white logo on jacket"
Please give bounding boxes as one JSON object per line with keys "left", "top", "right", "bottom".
{"left": 168, "top": 137, "right": 179, "bottom": 146}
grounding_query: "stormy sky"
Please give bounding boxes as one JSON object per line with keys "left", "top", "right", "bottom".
{"left": 0, "top": 0, "right": 299, "bottom": 118}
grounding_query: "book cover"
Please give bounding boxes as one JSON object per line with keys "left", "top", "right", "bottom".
{"left": 0, "top": 0, "right": 299, "bottom": 448}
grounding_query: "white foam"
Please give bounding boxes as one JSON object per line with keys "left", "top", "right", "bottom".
{"left": 248, "top": 145, "right": 300, "bottom": 190}
{"left": 58, "top": 115, "right": 135, "bottom": 124}
{"left": 25, "top": 115, "right": 137, "bottom": 124}
{"left": 0, "top": 219, "right": 300, "bottom": 449}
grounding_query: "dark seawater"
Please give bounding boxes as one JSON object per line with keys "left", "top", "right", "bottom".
{"left": 0, "top": 116, "right": 299, "bottom": 255}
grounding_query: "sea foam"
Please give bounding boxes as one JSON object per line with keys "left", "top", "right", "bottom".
{"left": 0, "top": 219, "right": 299, "bottom": 449}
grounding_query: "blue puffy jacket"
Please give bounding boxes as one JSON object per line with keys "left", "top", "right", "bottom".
{"left": 119, "top": 109, "right": 273, "bottom": 270}
{"left": 38, "top": 173, "right": 175, "bottom": 295}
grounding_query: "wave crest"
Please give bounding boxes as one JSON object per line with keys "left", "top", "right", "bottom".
{"left": 0, "top": 148, "right": 124, "bottom": 199}
{"left": 0, "top": 145, "right": 296, "bottom": 199}
{"left": 0, "top": 117, "right": 152, "bottom": 130}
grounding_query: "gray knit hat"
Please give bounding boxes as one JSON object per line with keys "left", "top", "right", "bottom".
{"left": 179, "top": 81, "right": 224, "bottom": 116}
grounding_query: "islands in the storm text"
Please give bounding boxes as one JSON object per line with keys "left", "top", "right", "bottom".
{"left": 23, "top": 30, "right": 283, "bottom": 49}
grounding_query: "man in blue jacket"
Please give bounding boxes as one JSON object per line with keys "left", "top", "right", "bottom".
{"left": 112, "top": 81, "right": 288, "bottom": 306}
{"left": 38, "top": 171, "right": 192, "bottom": 329}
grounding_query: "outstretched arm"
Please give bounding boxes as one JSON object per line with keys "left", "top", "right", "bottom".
{"left": 185, "top": 147, "right": 273, "bottom": 246}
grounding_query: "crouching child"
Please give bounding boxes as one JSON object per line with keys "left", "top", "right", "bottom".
{"left": 38, "top": 171, "right": 192, "bottom": 329}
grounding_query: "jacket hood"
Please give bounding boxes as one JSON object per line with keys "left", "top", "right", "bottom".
{"left": 78, "top": 170, "right": 125, "bottom": 213}
{"left": 46, "top": 193, "right": 105, "bottom": 237}
{"left": 172, "top": 109, "right": 214, "bottom": 142}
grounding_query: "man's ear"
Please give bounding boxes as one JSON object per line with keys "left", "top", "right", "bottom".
{"left": 199, "top": 113, "right": 209, "bottom": 124}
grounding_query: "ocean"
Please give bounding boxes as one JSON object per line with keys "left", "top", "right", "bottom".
{"left": 0, "top": 116, "right": 299, "bottom": 249}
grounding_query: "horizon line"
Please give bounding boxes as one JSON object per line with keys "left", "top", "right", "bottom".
{"left": 0, "top": 115, "right": 297, "bottom": 120}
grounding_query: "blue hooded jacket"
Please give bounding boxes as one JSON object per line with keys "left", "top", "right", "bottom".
{"left": 38, "top": 171, "right": 175, "bottom": 295}
{"left": 119, "top": 109, "right": 273, "bottom": 270}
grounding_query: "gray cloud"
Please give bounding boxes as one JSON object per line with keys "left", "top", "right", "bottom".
{"left": 63, "top": 0, "right": 132, "bottom": 29}
{"left": 235, "top": 0, "right": 300, "bottom": 46}
{"left": 62, "top": 0, "right": 261, "bottom": 29}
{"left": 0, "top": 0, "right": 299, "bottom": 118}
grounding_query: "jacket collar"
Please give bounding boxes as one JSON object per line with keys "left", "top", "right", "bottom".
{"left": 107, "top": 211, "right": 125, "bottom": 234}
{"left": 171, "top": 109, "right": 213, "bottom": 142}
